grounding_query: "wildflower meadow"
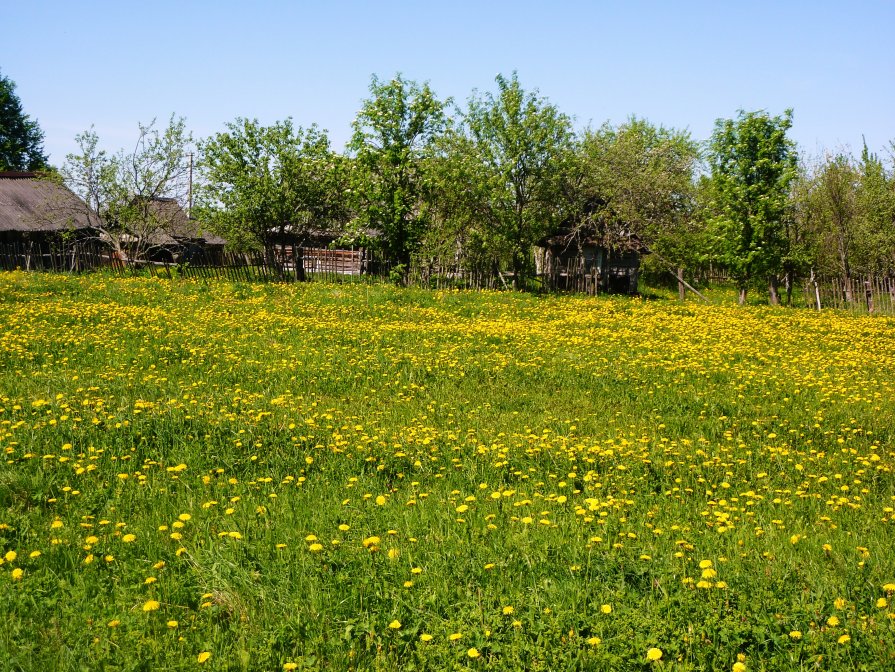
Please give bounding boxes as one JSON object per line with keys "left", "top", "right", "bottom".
{"left": 1, "top": 272, "right": 893, "bottom": 671}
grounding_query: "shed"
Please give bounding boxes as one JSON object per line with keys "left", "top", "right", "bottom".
{"left": 536, "top": 224, "right": 649, "bottom": 295}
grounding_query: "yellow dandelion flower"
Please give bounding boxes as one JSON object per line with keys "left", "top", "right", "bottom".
{"left": 143, "top": 599, "right": 160, "bottom": 612}
{"left": 167, "top": 620, "right": 178, "bottom": 628}
{"left": 467, "top": 647, "right": 480, "bottom": 658}
{"left": 284, "top": 664, "right": 299, "bottom": 671}
{"left": 837, "top": 634, "right": 851, "bottom": 645}
{"left": 11, "top": 568, "right": 23, "bottom": 580}
{"left": 587, "top": 636, "right": 601, "bottom": 646}
{"left": 449, "top": 632, "right": 462, "bottom": 641}
{"left": 789, "top": 630, "right": 802, "bottom": 639}
{"left": 308, "top": 543, "right": 323, "bottom": 553}
{"left": 4, "top": 551, "right": 17, "bottom": 563}
{"left": 107, "top": 619, "right": 120, "bottom": 628}
{"left": 29, "top": 551, "right": 41, "bottom": 559}
{"left": 388, "top": 620, "right": 401, "bottom": 629}
{"left": 601, "top": 604, "right": 612, "bottom": 614}
{"left": 647, "top": 647, "right": 663, "bottom": 661}
{"left": 420, "top": 633, "right": 433, "bottom": 642}
{"left": 733, "top": 663, "right": 747, "bottom": 672}
{"left": 197, "top": 651, "right": 211, "bottom": 664}
{"left": 502, "top": 606, "right": 514, "bottom": 615}
{"left": 122, "top": 534, "right": 136, "bottom": 543}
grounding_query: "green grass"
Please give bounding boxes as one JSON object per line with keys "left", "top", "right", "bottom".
{"left": 0, "top": 271, "right": 894, "bottom": 671}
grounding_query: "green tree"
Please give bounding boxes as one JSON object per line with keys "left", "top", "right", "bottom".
{"left": 0, "top": 70, "right": 48, "bottom": 171}
{"left": 462, "top": 73, "right": 573, "bottom": 288}
{"left": 348, "top": 74, "right": 447, "bottom": 280}
{"left": 708, "top": 109, "right": 798, "bottom": 304}
{"left": 62, "top": 116, "right": 193, "bottom": 261}
{"left": 797, "top": 153, "right": 860, "bottom": 297}
{"left": 196, "top": 118, "right": 346, "bottom": 252}
{"left": 854, "top": 143, "right": 895, "bottom": 274}
{"left": 571, "top": 118, "right": 700, "bottom": 281}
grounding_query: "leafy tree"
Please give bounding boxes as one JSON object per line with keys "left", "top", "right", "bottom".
{"left": 348, "top": 74, "right": 447, "bottom": 280}
{"left": 462, "top": 73, "right": 573, "bottom": 288}
{"left": 796, "top": 153, "right": 860, "bottom": 296}
{"left": 571, "top": 118, "right": 700, "bottom": 276}
{"left": 0, "top": 70, "right": 48, "bottom": 171}
{"left": 62, "top": 116, "right": 193, "bottom": 261}
{"left": 196, "top": 118, "right": 347, "bottom": 252}
{"left": 708, "top": 109, "right": 798, "bottom": 304}
{"left": 854, "top": 143, "right": 895, "bottom": 274}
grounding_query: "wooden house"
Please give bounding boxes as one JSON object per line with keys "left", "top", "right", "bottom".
{"left": 129, "top": 197, "right": 226, "bottom": 263}
{"left": 0, "top": 171, "right": 98, "bottom": 270}
{"left": 0, "top": 171, "right": 95, "bottom": 243}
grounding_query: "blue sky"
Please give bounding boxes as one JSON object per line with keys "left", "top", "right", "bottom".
{"left": 4, "top": 0, "right": 893, "bottom": 166}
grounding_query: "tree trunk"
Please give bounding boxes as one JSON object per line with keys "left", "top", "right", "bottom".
{"left": 784, "top": 270, "right": 793, "bottom": 306}
{"left": 512, "top": 249, "right": 524, "bottom": 290}
{"left": 738, "top": 287, "right": 748, "bottom": 305}
{"left": 768, "top": 275, "right": 780, "bottom": 305}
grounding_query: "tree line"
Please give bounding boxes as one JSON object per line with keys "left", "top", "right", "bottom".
{"left": 4, "top": 69, "right": 895, "bottom": 302}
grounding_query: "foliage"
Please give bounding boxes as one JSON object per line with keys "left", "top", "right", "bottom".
{"left": 0, "top": 69, "right": 48, "bottom": 171}
{"left": 460, "top": 73, "right": 574, "bottom": 288}
{"left": 1, "top": 273, "right": 895, "bottom": 670}
{"left": 348, "top": 75, "right": 447, "bottom": 277}
{"left": 197, "top": 119, "right": 347, "bottom": 252}
{"left": 707, "top": 109, "right": 798, "bottom": 302}
{"left": 571, "top": 118, "right": 701, "bottom": 267}
{"left": 61, "top": 116, "right": 193, "bottom": 260}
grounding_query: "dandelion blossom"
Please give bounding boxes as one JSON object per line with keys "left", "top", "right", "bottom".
{"left": 197, "top": 651, "right": 211, "bottom": 664}
{"left": 647, "top": 647, "right": 663, "bottom": 662}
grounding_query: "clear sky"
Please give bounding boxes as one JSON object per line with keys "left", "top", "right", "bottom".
{"left": 4, "top": 0, "right": 893, "bottom": 166}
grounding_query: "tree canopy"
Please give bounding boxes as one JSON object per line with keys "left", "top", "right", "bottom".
{"left": 708, "top": 109, "right": 798, "bottom": 303}
{"left": 0, "top": 70, "right": 48, "bottom": 171}
{"left": 348, "top": 74, "right": 447, "bottom": 278}
{"left": 196, "top": 118, "right": 346, "bottom": 251}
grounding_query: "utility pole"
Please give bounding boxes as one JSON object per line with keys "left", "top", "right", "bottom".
{"left": 187, "top": 152, "right": 193, "bottom": 219}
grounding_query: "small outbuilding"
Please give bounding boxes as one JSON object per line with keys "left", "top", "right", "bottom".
{"left": 536, "top": 224, "right": 648, "bottom": 295}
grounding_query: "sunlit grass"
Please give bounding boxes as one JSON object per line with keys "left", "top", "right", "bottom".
{"left": 1, "top": 272, "right": 893, "bottom": 670}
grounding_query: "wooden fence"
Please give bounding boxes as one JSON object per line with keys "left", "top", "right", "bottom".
{"left": 801, "top": 275, "right": 895, "bottom": 315}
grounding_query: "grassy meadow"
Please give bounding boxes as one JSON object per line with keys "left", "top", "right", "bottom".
{"left": 1, "top": 272, "right": 894, "bottom": 671}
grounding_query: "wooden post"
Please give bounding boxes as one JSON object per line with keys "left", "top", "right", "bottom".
{"left": 865, "top": 279, "right": 874, "bottom": 314}
{"left": 677, "top": 267, "right": 686, "bottom": 300}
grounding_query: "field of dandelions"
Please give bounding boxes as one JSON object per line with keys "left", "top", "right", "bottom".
{"left": 1, "top": 272, "right": 893, "bottom": 671}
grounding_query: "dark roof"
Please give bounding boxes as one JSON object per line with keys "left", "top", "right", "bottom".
{"left": 539, "top": 224, "right": 650, "bottom": 255}
{"left": 135, "top": 198, "right": 226, "bottom": 247}
{"left": 0, "top": 172, "right": 95, "bottom": 233}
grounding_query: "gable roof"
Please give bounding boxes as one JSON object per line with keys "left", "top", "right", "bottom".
{"left": 136, "top": 197, "right": 226, "bottom": 247}
{"left": 0, "top": 172, "right": 96, "bottom": 233}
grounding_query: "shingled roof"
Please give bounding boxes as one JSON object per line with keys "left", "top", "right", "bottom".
{"left": 0, "top": 172, "right": 96, "bottom": 233}
{"left": 136, "top": 197, "right": 226, "bottom": 247}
